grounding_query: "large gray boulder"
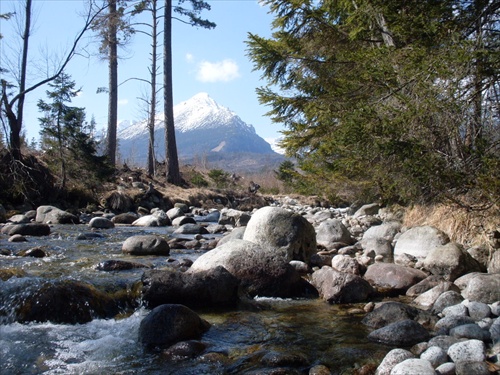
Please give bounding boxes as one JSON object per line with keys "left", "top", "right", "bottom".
{"left": 331, "top": 254, "right": 360, "bottom": 275}
{"left": 132, "top": 210, "right": 170, "bottom": 227}
{"left": 422, "top": 242, "right": 481, "bottom": 281}
{"left": 315, "top": 219, "right": 355, "bottom": 250}
{"left": 394, "top": 225, "right": 449, "bottom": 259}
{"left": 363, "top": 221, "right": 402, "bottom": 242}
{"left": 412, "top": 281, "right": 460, "bottom": 310}
{"left": 122, "top": 235, "right": 170, "bottom": 256}
{"left": 188, "top": 239, "right": 306, "bottom": 298}
{"left": 447, "top": 339, "right": 486, "bottom": 363}
{"left": 311, "top": 266, "right": 374, "bottom": 304}
{"left": 138, "top": 304, "right": 210, "bottom": 349}
{"left": 364, "top": 263, "right": 427, "bottom": 295}
{"left": 360, "top": 237, "right": 394, "bottom": 263}
{"left": 217, "top": 226, "right": 246, "bottom": 247}
{"left": 460, "top": 273, "right": 500, "bottom": 304}
{"left": 353, "top": 203, "right": 380, "bottom": 218}
{"left": 242, "top": 206, "right": 317, "bottom": 263}
{"left": 35, "top": 205, "right": 79, "bottom": 224}
{"left": 367, "top": 319, "right": 430, "bottom": 346}
{"left": 218, "top": 208, "right": 251, "bottom": 227}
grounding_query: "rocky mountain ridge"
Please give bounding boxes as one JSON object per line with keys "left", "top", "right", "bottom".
{"left": 117, "top": 93, "right": 284, "bottom": 172}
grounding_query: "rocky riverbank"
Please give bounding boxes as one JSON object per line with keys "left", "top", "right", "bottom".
{"left": 0, "top": 197, "right": 499, "bottom": 374}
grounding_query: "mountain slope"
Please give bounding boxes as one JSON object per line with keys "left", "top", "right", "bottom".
{"left": 117, "top": 93, "right": 282, "bottom": 171}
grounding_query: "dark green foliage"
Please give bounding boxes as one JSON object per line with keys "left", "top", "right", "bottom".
{"left": 38, "top": 73, "right": 112, "bottom": 193}
{"left": 247, "top": 0, "right": 500, "bottom": 205}
{"left": 190, "top": 171, "right": 209, "bottom": 187}
{"left": 208, "top": 169, "right": 230, "bottom": 188}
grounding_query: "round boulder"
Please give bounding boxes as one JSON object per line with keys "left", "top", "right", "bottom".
{"left": 362, "top": 302, "right": 421, "bottom": 329}
{"left": 364, "top": 263, "right": 427, "bottom": 295}
{"left": 422, "top": 242, "right": 481, "bottom": 282}
{"left": 138, "top": 304, "right": 210, "bottom": 348}
{"left": 447, "top": 339, "right": 486, "bottom": 363}
{"left": 362, "top": 221, "right": 402, "bottom": 242}
{"left": 112, "top": 213, "right": 139, "bottom": 224}
{"left": 375, "top": 348, "right": 415, "bottom": 375}
{"left": 390, "top": 358, "right": 435, "bottom": 375}
{"left": 461, "top": 273, "right": 500, "bottom": 304}
{"left": 311, "top": 266, "right": 374, "bottom": 304}
{"left": 394, "top": 225, "right": 449, "bottom": 260}
{"left": 315, "top": 219, "right": 355, "bottom": 250}
{"left": 141, "top": 267, "right": 239, "bottom": 308}
{"left": 367, "top": 319, "right": 430, "bottom": 346}
{"left": 35, "top": 205, "right": 79, "bottom": 224}
{"left": 243, "top": 206, "right": 317, "bottom": 263}
{"left": 188, "top": 239, "right": 305, "bottom": 298}
{"left": 122, "top": 235, "right": 170, "bottom": 256}
{"left": 89, "top": 217, "right": 115, "bottom": 229}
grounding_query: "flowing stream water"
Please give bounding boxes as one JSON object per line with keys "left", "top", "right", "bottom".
{"left": 0, "top": 223, "right": 390, "bottom": 374}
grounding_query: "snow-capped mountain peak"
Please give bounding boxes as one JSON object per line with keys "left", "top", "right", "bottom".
{"left": 117, "top": 92, "right": 255, "bottom": 140}
{"left": 174, "top": 92, "right": 253, "bottom": 133}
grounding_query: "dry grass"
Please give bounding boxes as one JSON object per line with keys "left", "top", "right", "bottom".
{"left": 402, "top": 203, "right": 500, "bottom": 247}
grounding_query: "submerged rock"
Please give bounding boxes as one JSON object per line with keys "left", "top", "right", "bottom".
{"left": 1, "top": 279, "right": 122, "bottom": 324}
{"left": 5, "top": 223, "right": 50, "bottom": 236}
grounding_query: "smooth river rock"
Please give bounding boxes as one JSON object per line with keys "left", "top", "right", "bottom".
{"left": 138, "top": 304, "right": 210, "bottom": 349}
{"left": 122, "top": 235, "right": 170, "bottom": 256}
{"left": 242, "top": 206, "right": 317, "bottom": 263}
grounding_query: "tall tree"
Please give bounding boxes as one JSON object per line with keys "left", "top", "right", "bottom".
{"left": 163, "top": 0, "right": 215, "bottom": 184}
{"left": 247, "top": 0, "right": 500, "bottom": 204}
{"left": 92, "top": 0, "right": 133, "bottom": 167}
{"left": 0, "top": 1, "right": 104, "bottom": 160}
{"left": 38, "top": 72, "right": 110, "bottom": 190}
{"left": 133, "top": 0, "right": 163, "bottom": 176}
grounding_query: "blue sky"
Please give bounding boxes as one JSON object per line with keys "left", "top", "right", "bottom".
{"left": 0, "top": 0, "right": 282, "bottom": 144}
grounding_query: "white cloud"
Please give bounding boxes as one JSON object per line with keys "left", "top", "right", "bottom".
{"left": 185, "top": 53, "right": 194, "bottom": 63}
{"left": 118, "top": 99, "right": 129, "bottom": 106}
{"left": 196, "top": 59, "right": 240, "bottom": 83}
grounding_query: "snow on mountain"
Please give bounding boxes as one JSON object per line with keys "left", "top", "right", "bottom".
{"left": 118, "top": 92, "right": 255, "bottom": 140}
{"left": 117, "top": 92, "right": 284, "bottom": 170}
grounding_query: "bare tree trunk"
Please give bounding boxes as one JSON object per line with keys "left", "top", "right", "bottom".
{"left": 147, "top": 0, "right": 158, "bottom": 176}
{"left": 163, "top": 0, "right": 181, "bottom": 185}
{"left": 9, "top": 0, "right": 32, "bottom": 160}
{"left": 106, "top": 0, "right": 118, "bottom": 167}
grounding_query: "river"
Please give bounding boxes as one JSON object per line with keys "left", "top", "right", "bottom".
{"left": 0, "top": 223, "right": 390, "bottom": 374}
